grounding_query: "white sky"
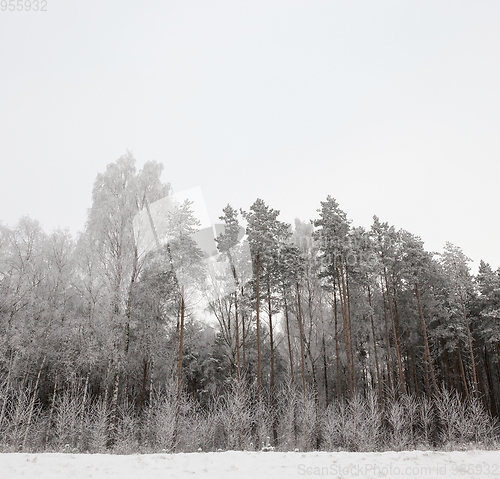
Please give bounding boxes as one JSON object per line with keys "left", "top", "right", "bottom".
{"left": 1, "top": 1, "right": 499, "bottom": 269}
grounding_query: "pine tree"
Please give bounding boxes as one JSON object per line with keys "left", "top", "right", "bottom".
{"left": 314, "top": 196, "right": 355, "bottom": 396}
{"left": 371, "top": 217, "right": 405, "bottom": 396}
{"left": 439, "top": 243, "right": 478, "bottom": 394}
{"left": 243, "top": 199, "right": 289, "bottom": 396}
{"left": 398, "top": 230, "right": 439, "bottom": 397}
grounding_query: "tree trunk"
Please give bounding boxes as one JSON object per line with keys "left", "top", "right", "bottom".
{"left": 284, "top": 295, "right": 294, "bottom": 385}
{"left": 345, "top": 265, "right": 356, "bottom": 393}
{"left": 322, "top": 334, "right": 329, "bottom": 406}
{"left": 241, "top": 304, "right": 247, "bottom": 374}
{"left": 256, "top": 253, "right": 262, "bottom": 400}
{"left": 267, "top": 279, "right": 275, "bottom": 397}
{"left": 124, "top": 245, "right": 138, "bottom": 356}
{"left": 384, "top": 270, "right": 405, "bottom": 395}
{"left": 382, "top": 287, "right": 393, "bottom": 396}
{"left": 177, "top": 292, "right": 185, "bottom": 399}
{"left": 411, "top": 346, "right": 419, "bottom": 396}
{"left": 460, "top": 292, "right": 478, "bottom": 394}
{"left": 173, "top": 291, "right": 186, "bottom": 449}
{"left": 415, "top": 282, "right": 439, "bottom": 396}
{"left": 456, "top": 343, "right": 470, "bottom": 402}
{"left": 440, "top": 335, "right": 453, "bottom": 392}
{"left": 234, "top": 289, "right": 241, "bottom": 380}
{"left": 296, "top": 281, "right": 307, "bottom": 398}
{"left": 267, "top": 277, "right": 278, "bottom": 446}
{"left": 367, "top": 283, "right": 383, "bottom": 403}
{"left": 337, "top": 265, "right": 353, "bottom": 396}
{"left": 333, "top": 276, "right": 342, "bottom": 400}
{"left": 484, "top": 345, "right": 498, "bottom": 417}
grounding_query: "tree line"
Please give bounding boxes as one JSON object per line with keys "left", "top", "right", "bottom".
{"left": 0, "top": 153, "right": 499, "bottom": 452}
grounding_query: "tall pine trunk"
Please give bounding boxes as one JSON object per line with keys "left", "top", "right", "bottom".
{"left": 256, "top": 253, "right": 262, "bottom": 400}
{"left": 460, "top": 292, "right": 478, "bottom": 394}
{"left": 284, "top": 294, "right": 294, "bottom": 385}
{"left": 367, "top": 283, "right": 383, "bottom": 404}
{"left": 415, "top": 283, "right": 438, "bottom": 396}
{"left": 333, "top": 277, "right": 341, "bottom": 399}
{"left": 296, "top": 281, "right": 307, "bottom": 398}
{"left": 456, "top": 341, "right": 470, "bottom": 402}
{"left": 267, "top": 277, "right": 278, "bottom": 446}
{"left": 322, "top": 334, "right": 329, "bottom": 406}
{"left": 337, "top": 265, "right": 353, "bottom": 396}
{"left": 384, "top": 270, "right": 405, "bottom": 395}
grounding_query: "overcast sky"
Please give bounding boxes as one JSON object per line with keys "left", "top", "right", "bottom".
{"left": 1, "top": 1, "right": 499, "bottom": 270}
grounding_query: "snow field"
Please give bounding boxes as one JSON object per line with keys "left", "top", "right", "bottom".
{"left": 1, "top": 450, "right": 500, "bottom": 479}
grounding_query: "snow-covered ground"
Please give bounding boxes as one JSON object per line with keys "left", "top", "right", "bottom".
{"left": 1, "top": 450, "right": 499, "bottom": 478}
